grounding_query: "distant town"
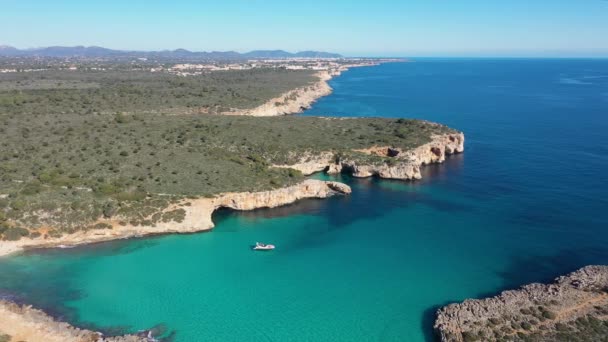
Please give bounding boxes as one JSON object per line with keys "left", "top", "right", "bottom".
{"left": 0, "top": 56, "right": 402, "bottom": 76}
{"left": 0, "top": 45, "right": 403, "bottom": 75}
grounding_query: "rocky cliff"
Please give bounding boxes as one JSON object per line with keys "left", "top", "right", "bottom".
{"left": 0, "top": 300, "right": 149, "bottom": 342}
{"left": 0, "top": 180, "right": 351, "bottom": 257}
{"left": 0, "top": 180, "right": 351, "bottom": 340}
{"left": 275, "top": 133, "right": 465, "bottom": 180}
{"left": 434, "top": 265, "right": 608, "bottom": 342}
{"left": 231, "top": 71, "right": 334, "bottom": 116}
{"left": 215, "top": 179, "right": 351, "bottom": 210}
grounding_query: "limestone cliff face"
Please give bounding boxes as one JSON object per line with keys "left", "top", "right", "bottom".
{"left": 340, "top": 161, "right": 422, "bottom": 179}
{"left": 434, "top": 266, "right": 608, "bottom": 342}
{"left": 275, "top": 132, "right": 465, "bottom": 181}
{"left": 0, "top": 180, "right": 352, "bottom": 341}
{"left": 277, "top": 152, "right": 335, "bottom": 175}
{"left": 215, "top": 179, "right": 351, "bottom": 210}
{"left": 1, "top": 180, "right": 351, "bottom": 257}
{"left": 235, "top": 71, "right": 333, "bottom": 117}
{"left": 405, "top": 133, "right": 465, "bottom": 165}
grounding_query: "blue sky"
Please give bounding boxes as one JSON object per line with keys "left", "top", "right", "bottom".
{"left": 2, "top": 0, "right": 608, "bottom": 57}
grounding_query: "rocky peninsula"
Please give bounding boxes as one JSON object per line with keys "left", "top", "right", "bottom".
{"left": 434, "top": 265, "right": 608, "bottom": 342}
{"left": 275, "top": 132, "right": 464, "bottom": 180}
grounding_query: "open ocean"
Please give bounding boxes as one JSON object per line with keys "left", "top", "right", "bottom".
{"left": 1, "top": 59, "right": 607, "bottom": 341}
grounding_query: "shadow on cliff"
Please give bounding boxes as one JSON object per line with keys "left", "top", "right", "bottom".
{"left": 213, "top": 156, "right": 471, "bottom": 249}
{"left": 422, "top": 304, "right": 451, "bottom": 342}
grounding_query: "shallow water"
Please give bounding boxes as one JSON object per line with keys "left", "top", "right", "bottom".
{"left": 1, "top": 59, "right": 608, "bottom": 341}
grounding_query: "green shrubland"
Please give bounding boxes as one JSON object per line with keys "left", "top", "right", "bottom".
{"left": 0, "top": 68, "right": 456, "bottom": 239}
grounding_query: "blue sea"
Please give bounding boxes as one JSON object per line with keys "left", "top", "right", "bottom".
{"left": 1, "top": 59, "right": 608, "bottom": 341}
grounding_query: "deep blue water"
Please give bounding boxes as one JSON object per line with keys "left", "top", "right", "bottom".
{"left": 0, "top": 59, "right": 607, "bottom": 341}
{"left": 306, "top": 59, "right": 608, "bottom": 255}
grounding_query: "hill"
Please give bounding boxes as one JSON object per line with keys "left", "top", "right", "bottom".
{"left": 0, "top": 45, "right": 342, "bottom": 59}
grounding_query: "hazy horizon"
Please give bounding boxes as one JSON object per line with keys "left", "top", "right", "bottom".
{"left": 3, "top": 45, "right": 608, "bottom": 59}
{"left": 2, "top": 0, "right": 608, "bottom": 58}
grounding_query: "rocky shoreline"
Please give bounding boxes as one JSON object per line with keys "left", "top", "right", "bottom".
{"left": 434, "top": 265, "right": 608, "bottom": 342}
{"left": 229, "top": 62, "right": 380, "bottom": 117}
{"left": 0, "top": 179, "right": 351, "bottom": 341}
{"left": 0, "top": 131, "right": 463, "bottom": 340}
{"left": 234, "top": 70, "right": 333, "bottom": 116}
{"left": 0, "top": 300, "right": 151, "bottom": 342}
{"left": 275, "top": 132, "right": 465, "bottom": 180}
{"left": 0, "top": 129, "right": 463, "bottom": 259}
{"left": 0, "top": 180, "right": 351, "bottom": 258}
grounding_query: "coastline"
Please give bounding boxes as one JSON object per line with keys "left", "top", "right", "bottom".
{"left": 0, "top": 180, "right": 351, "bottom": 259}
{"left": 434, "top": 266, "right": 608, "bottom": 342}
{"left": 0, "top": 179, "right": 350, "bottom": 341}
{"left": 0, "top": 128, "right": 464, "bottom": 259}
{"left": 0, "top": 132, "right": 463, "bottom": 341}
{"left": 0, "top": 130, "right": 463, "bottom": 258}
{"left": 227, "top": 62, "right": 383, "bottom": 117}
{"left": 0, "top": 113, "right": 463, "bottom": 260}
{"left": 0, "top": 133, "right": 463, "bottom": 341}
{"left": 0, "top": 59, "right": 470, "bottom": 342}
{"left": 274, "top": 132, "right": 465, "bottom": 180}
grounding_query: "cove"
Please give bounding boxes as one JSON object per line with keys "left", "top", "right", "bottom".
{"left": 1, "top": 59, "right": 608, "bottom": 341}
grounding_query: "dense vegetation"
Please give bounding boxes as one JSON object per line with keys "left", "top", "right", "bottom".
{"left": 0, "top": 68, "right": 316, "bottom": 115}
{"left": 0, "top": 67, "right": 456, "bottom": 240}
{"left": 0, "top": 112, "right": 453, "bottom": 238}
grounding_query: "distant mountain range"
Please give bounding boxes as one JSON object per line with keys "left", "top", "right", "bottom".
{"left": 0, "top": 45, "right": 342, "bottom": 59}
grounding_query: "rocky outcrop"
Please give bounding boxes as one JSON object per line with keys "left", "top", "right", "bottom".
{"left": 274, "top": 152, "right": 336, "bottom": 175}
{"left": 214, "top": 179, "right": 351, "bottom": 210}
{"left": 275, "top": 133, "right": 465, "bottom": 180}
{"left": 0, "top": 180, "right": 351, "bottom": 257}
{"left": 0, "top": 300, "right": 149, "bottom": 342}
{"left": 434, "top": 265, "right": 608, "bottom": 342}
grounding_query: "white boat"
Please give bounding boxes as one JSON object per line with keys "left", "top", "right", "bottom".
{"left": 253, "top": 242, "right": 275, "bottom": 251}
{"left": 57, "top": 244, "right": 74, "bottom": 249}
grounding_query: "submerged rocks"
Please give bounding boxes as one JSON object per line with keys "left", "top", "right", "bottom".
{"left": 434, "top": 265, "right": 608, "bottom": 342}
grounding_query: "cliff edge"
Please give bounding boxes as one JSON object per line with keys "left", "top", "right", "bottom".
{"left": 435, "top": 265, "right": 608, "bottom": 342}
{"left": 0, "top": 180, "right": 350, "bottom": 257}
{"left": 275, "top": 132, "right": 465, "bottom": 180}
